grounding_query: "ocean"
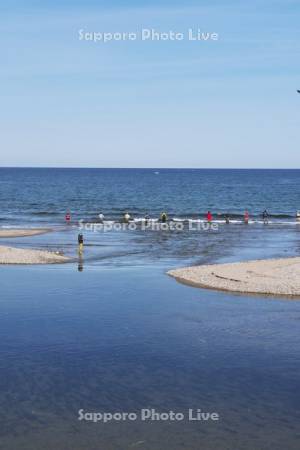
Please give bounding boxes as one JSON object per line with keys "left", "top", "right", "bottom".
{"left": 1, "top": 168, "right": 300, "bottom": 267}
{"left": 0, "top": 168, "right": 300, "bottom": 449}
{"left": 1, "top": 168, "right": 300, "bottom": 224}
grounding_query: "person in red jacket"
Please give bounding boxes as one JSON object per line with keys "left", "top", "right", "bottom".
{"left": 65, "top": 210, "right": 71, "bottom": 224}
{"left": 206, "top": 211, "right": 212, "bottom": 223}
{"left": 244, "top": 210, "right": 249, "bottom": 224}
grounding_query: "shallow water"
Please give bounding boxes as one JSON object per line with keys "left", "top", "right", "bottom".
{"left": 1, "top": 169, "right": 300, "bottom": 449}
{"left": 0, "top": 262, "right": 300, "bottom": 449}
{"left": 2, "top": 168, "right": 300, "bottom": 269}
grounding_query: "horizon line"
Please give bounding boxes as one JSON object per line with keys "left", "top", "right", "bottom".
{"left": 1, "top": 166, "right": 300, "bottom": 170}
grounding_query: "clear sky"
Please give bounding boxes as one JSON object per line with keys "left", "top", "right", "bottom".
{"left": 1, "top": 0, "right": 300, "bottom": 168}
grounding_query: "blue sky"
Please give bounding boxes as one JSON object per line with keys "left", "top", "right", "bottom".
{"left": 1, "top": 0, "right": 300, "bottom": 167}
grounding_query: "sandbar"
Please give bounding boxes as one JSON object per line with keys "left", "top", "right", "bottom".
{"left": 0, "top": 245, "right": 69, "bottom": 265}
{"left": 0, "top": 228, "right": 52, "bottom": 238}
{"left": 168, "top": 257, "right": 300, "bottom": 297}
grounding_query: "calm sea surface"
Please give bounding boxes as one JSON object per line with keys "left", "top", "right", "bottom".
{"left": 0, "top": 168, "right": 300, "bottom": 449}
{"left": 1, "top": 168, "right": 300, "bottom": 223}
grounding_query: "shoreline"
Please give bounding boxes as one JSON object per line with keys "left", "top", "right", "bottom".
{"left": 0, "top": 228, "right": 53, "bottom": 238}
{"left": 0, "top": 245, "right": 70, "bottom": 265}
{"left": 168, "top": 257, "right": 300, "bottom": 297}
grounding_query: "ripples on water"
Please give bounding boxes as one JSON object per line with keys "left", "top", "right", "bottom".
{"left": 1, "top": 169, "right": 300, "bottom": 449}
{"left": 0, "top": 268, "right": 300, "bottom": 450}
{"left": 1, "top": 168, "right": 300, "bottom": 223}
{"left": 1, "top": 168, "right": 300, "bottom": 266}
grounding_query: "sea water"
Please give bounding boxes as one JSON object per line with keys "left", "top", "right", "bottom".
{"left": 0, "top": 168, "right": 300, "bottom": 449}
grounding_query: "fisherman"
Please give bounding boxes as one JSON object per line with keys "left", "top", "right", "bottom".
{"left": 262, "top": 209, "right": 269, "bottom": 224}
{"left": 244, "top": 210, "right": 249, "bottom": 224}
{"left": 160, "top": 212, "right": 168, "bottom": 223}
{"left": 124, "top": 212, "right": 131, "bottom": 223}
{"left": 225, "top": 213, "right": 230, "bottom": 224}
{"left": 78, "top": 233, "right": 84, "bottom": 254}
{"left": 206, "top": 211, "right": 212, "bottom": 223}
{"left": 65, "top": 210, "right": 71, "bottom": 224}
{"left": 144, "top": 213, "right": 150, "bottom": 226}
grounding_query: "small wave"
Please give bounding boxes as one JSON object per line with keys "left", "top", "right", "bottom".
{"left": 133, "top": 218, "right": 159, "bottom": 223}
{"left": 81, "top": 220, "right": 116, "bottom": 225}
{"left": 215, "top": 213, "right": 244, "bottom": 219}
{"left": 268, "top": 213, "right": 295, "bottom": 218}
{"left": 173, "top": 218, "right": 187, "bottom": 222}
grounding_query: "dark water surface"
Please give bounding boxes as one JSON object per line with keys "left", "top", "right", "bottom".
{"left": 0, "top": 265, "right": 300, "bottom": 450}
{"left": 0, "top": 169, "right": 300, "bottom": 449}
{"left": 1, "top": 168, "right": 300, "bottom": 223}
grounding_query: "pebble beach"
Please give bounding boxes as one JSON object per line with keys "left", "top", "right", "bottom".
{"left": 168, "top": 257, "right": 300, "bottom": 297}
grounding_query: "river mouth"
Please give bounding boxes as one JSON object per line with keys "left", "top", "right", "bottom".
{"left": 0, "top": 265, "right": 299, "bottom": 450}
{"left": 1, "top": 168, "right": 300, "bottom": 449}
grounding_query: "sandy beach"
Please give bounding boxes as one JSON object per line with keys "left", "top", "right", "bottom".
{"left": 0, "top": 228, "right": 52, "bottom": 238}
{"left": 0, "top": 245, "right": 69, "bottom": 265}
{"left": 168, "top": 257, "right": 300, "bottom": 297}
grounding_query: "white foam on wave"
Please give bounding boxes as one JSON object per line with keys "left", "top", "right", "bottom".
{"left": 133, "top": 218, "right": 159, "bottom": 223}
{"left": 226, "top": 219, "right": 243, "bottom": 224}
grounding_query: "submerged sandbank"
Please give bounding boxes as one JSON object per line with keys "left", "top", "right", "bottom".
{"left": 0, "top": 228, "right": 52, "bottom": 238}
{"left": 0, "top": 246, "right": 69, "bottom": 265}
{"left": 168, "top": 257, "right": 300, "bottom": 297}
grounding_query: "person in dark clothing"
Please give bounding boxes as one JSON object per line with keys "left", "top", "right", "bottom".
{"left": 262, "top": 209, "right": 269, "bottom": 224}
{"left": 78, "top": 233, "right": 84, "bottom": 253}
{"left": 160, "top": 212, "right": 168, "bottom": 223}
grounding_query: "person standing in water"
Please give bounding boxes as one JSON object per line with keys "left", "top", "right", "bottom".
{"left": 124, "top": 212, "right": 131, "bottom": 223}
{"left": 262, "top": 209, "right": 269, "bottom": 224}
{"left": 224, "top": 213, "right": 230, "bottom": 224}
{"left": 244, "top": 210, "right": 249, "bottom": 224}
{"left": 206, "top": 211, "right": 212, "bottom": 223}
{"left": 65, "top": 210, "right": 71, "bottom": 224}
{"left": 160, "top": 212, "right": 168, "bottom": 223}
{"left": 78, "top": 233, "right": 84, "bottom": 254}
